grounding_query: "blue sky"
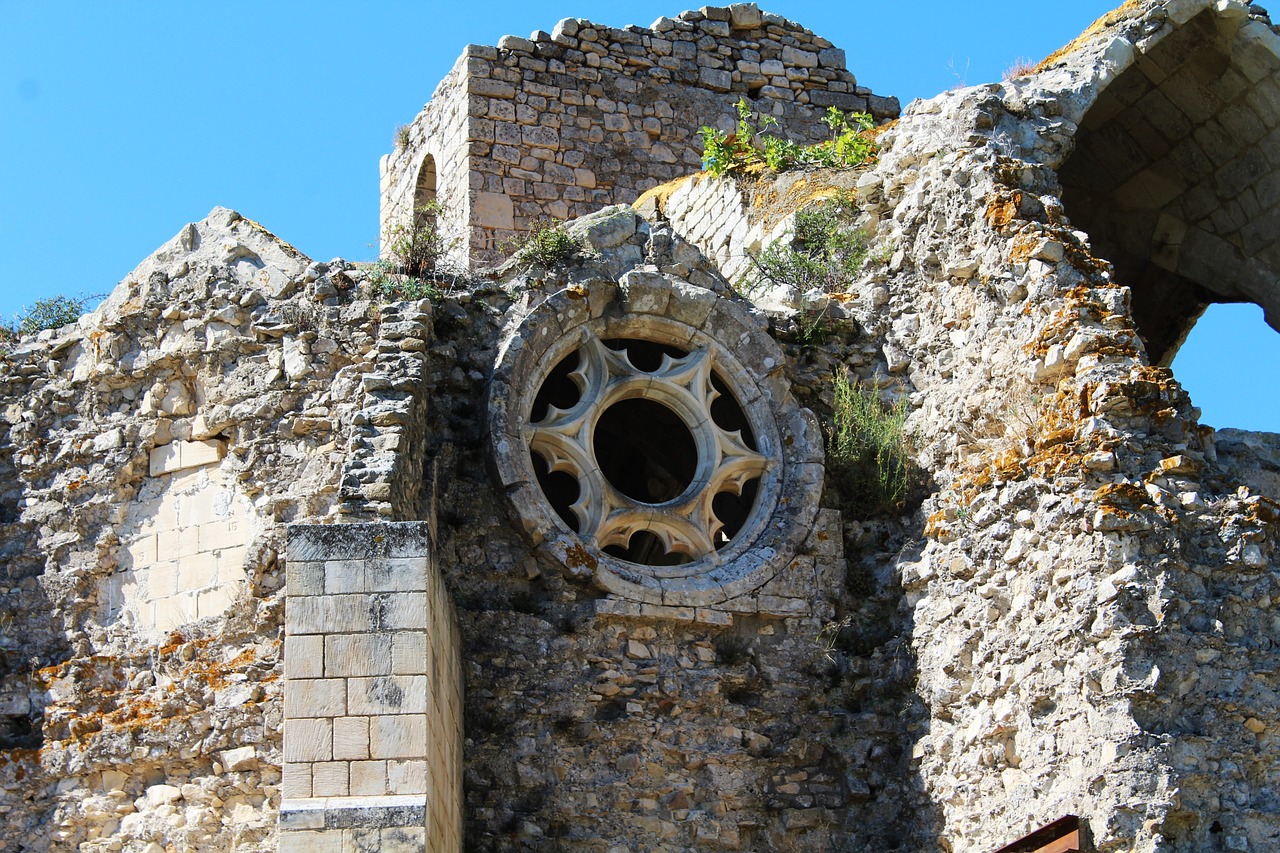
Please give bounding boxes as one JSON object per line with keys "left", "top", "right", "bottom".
{"left": 2, "top": 1, "right": 1276, "bottom": 431}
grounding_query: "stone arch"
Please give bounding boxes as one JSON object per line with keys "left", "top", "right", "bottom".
{"left": 1058, "top": 4, "right": 1280, "bottom": 366}
{"left": 413, "top": 152, "right": 438, "bottom": 227}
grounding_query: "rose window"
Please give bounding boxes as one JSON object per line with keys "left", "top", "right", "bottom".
{"left": 526, "top": 335, "right": 770, "bottom": 567}
{"left": 488, "top": 275, "right": 823, "bottom": 605}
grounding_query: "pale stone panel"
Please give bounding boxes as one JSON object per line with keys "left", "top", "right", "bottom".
{"left": 107, "top": 458, "right": 253, "bottom": 639}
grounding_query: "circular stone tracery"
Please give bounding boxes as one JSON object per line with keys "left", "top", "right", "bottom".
{"left": 528, "top": 336, "right": 768, "bottom": 566}
{"left": 488, "top": 276, "right": 824, "bottom": 605}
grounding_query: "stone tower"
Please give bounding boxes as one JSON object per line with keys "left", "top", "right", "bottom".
{"left": 378, "top": 4, "right": 899, "bottom": 268}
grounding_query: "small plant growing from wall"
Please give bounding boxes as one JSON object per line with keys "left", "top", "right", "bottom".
{"left": 505, "top": 221, "right": 585, "bottom": 271}
{"left": 747, "top": 190, "right": 869, "bottom": 295}
{"left": 826, "top": 371, "right": 911, "bottom": 516}
{"left": 369, "top": 200, "right": 459, "bottom": 300}
{"left": 700, "top": 99, "right": 878, "bottom": 177}
{"left": 2, "top": 294, "right": 102, "bottom": 354}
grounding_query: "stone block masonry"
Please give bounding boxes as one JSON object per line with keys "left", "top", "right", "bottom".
{"left": 281, "top": 522, "right": 463, "bottom": 853}
{"left": 381, "top": 3, "right": 900, "bottom": 267}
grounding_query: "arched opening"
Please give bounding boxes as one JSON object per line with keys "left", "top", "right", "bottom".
{"left": 413, "top": 153, "right": 438, "bottom": 227}
{"left": 1170, "top": 303, "right": 1280, "bottom": 430}
{"left": 1059, "top": 9, "right": 1280, "bottom": 370}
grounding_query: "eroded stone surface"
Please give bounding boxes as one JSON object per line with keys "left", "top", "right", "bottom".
{"left": 3, "top": 3, "right": 1280, "bottom": 852}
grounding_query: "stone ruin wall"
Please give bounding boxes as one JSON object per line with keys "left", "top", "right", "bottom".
{"left": 0, "top": 208, "right": 402, "bottom": 851}
{"left": 380, "top": 3, "right": 900, "bottom": 268}
{"left": 3, "top": 1, "right": 1280, "bottom": 852}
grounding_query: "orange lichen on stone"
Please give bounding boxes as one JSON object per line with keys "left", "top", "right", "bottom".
{"left": 632, "top": 174, "right": 697, "bottom": 215}
{"left": 1246, "top": 496, "right": 1280, "bottom": 528}
{"left": 39, "top": 638, "right": 277, "bottom": 747}
{"left": 1095, "top": 482, "right": 1152, "bottom": 512}
{"left": 985, "top": 192, "right": 1022, "bottom": 230}
{"left": 563, "top": 542, "right": 599, "bottom": 572}
{"left": 1036, "top": 0, "right": 1148, "bottom": 70}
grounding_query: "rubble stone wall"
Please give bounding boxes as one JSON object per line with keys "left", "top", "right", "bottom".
{"left": 381, "top": 2, "right": 900, "bottom": 267}
{"left": 0, "top": 208, "right": 388, "bottom": 851}
{"left": 3, "top": 3, "right": 1280, "bottom": 853}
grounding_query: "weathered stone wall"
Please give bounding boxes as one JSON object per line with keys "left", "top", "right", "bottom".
{"left": 4, "top": 3, "right": 1280, "bottom": 852}
{"left": 848, "top": 1, "right": 1280, "bottom": 849}
{"left": 380, "top": 54, "right": 475, "bottom": 271}
{"left": 0, "top": 208, "right": 386, "bottom": 851}
{"left": 399, "top": 213, "right": 936, "bottom": 850}
{"left": 381, "top": 2, "right": 899, "bottom": 268}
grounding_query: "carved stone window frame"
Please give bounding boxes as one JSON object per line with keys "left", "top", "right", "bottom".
{"left": 488, "top": 272, "right": 823, "bottom": 607}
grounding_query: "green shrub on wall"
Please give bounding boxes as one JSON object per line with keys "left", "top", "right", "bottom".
{"left": 826, "top": 371, "right": 911, "bottom": 516}
{"left": 700, "top": 99, "right": 878, "bottom": 178}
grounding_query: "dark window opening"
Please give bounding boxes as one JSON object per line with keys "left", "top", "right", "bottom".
{"left": 603, "top": 338, "right": 688, "bottom": 373}
{"left": 712, "top": 478, "right": 760, "bottom": 548}
{"left": 709, "top": 371, "right": 757, "bottom": 450}
{"left": 531, "top": 349, "right": 582, "bottom": 423}
{"left": 531, "top": 451, "right": 581, "bottom": 533}
{"left": 594, "top": 399, "right": 697, "bottom": 504}
{"left": 603, "top": 530, "right": 692, "bottom": 566}
{"left": 414, "top": 154, "right": 438, "bottom": 215}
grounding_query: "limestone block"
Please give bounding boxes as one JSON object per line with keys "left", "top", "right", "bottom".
{"left": 325, "top": 634, "right": 394, "bottom": 678}
{"left": 196, "top": 582, "right": 238, "bottom": 619}
{"left": 181, "top": 439, "right": 225, "bottom": 468}
{"left": 729, "top": 3, "right": 762, "bottom": 29}
{"left": 285, "top": 679, "right": 348, "bottom": 718}
{"left": 199, "top": 518, "right": 244, "bottom": 551}
{"left": 145, "top": 784, "right": 183, "bottom": 807}
{"left": 384, "top": 827, "right": 430, "bottom": 853}
{"left": 473, "top": 192, "right": 515, "bottom": 229}
{"left": 284, "top": 718, "right": 333, "bottom": 762}
{"left": 124, "top": 534, "right": 157, "bottom": 567}
{"left": 366, "top": 557, "right": 429, "bottom": 592}
{"left": 281, "top": 763, "right": 312, "bottom": 799}
{"left": 286, "top": 562, "right": 325, "bottom": 597}
{"left": 392, "top": 632, "right": 428, "bottom": 675}
{"left": 369, "top": 715, "right": 429, "bottom": 759}
{"left": 323, "top": 559, "right": 367, "bottom": 595}
{"left": 311, "top": 762, "right": 350, "bottom": 797}
{"left": 781, "top": 45, "right": 818, "bottom": 68}
{"left": 153, "top": 593, "right": 198, "bottom": 632}
{"left": 221, "top": 745, "right": 258, "bottom": 772}
{"left": 350, "top": 760, "right": 388, "bottom": 796}
{"left": 388, "top": 760, "right": 428, "bottom": 795}
{"left": 278, "top": 830, "right": 347, "bottom": 853}
{"left": 177, "top": 526, "right": 202, "bottom": 559}
{"left": 149, "top": 444, "right": 181, "bottom": 476}
{"left": 380, "top": 593, "right": 429, "bottom": 630}
{"left": 349, "top": 676, "right": 429, "bottom": 716}
{"left": 497, "top": 34, "right": 534, "bottom": 53}
{"left": 285, "top": 635, "right": 325, "bottom": 680}
{"left": 334, "top": 716, "right": 371, "bottom": 761}
{"left": 287, "top": 595, "right": 374, "bottom": 635}
{"left": 178, "top": 552, "right": 217, "bottom": 591}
